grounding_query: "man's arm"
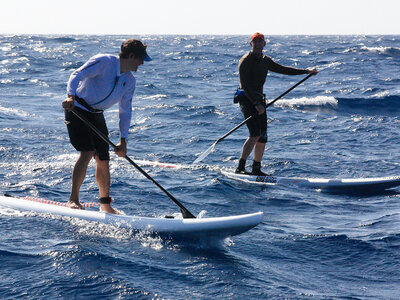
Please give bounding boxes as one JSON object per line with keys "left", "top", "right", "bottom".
{"left": 114, "top": 138, "right": 127, "bottom": 157}
{"left": 268, "top": 57, "right": 317, "bottom": 75}
{"left": 114, "top": 102, "right": 131, "bottom": 157}
{"left": 66, "top": 56, "right": 104, "bottom": 96}
{"left": 62, "top": 94, "right": 75, "bottom": 111}
{"left": 63, "top": 55, "right": 106, "bottom": 111}
{"left": 114, "top": 83, "right": 135, "bottom": 157}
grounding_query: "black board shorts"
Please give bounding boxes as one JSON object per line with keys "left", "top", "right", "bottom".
{"left": 64, "top": 107, "right": 110, "bottom": 160}
{"left": 239, "top": 98, "right": 268, "bottom": 143}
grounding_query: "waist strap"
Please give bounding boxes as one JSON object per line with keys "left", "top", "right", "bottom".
{"left": 75, "top": 96, "right": 103, "bottom": 113}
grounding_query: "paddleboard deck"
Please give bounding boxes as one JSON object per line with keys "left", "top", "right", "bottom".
{"left": 0, "top": 195, "right": 263, "bottom": 239}
{"left": 221, "top": 170, "right": 400, "bottom": 191}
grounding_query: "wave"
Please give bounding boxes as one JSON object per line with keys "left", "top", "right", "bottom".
{"left": 275, "top": 96, "right": 338, "bottom": 109}
{"left": 274, "top": 95, "right": 400, "bottom": 115}
{"left": 0, "top": 249, "right": 32, "bottom": 257}
{"left": 274, "top": 96, "right": 338, "bottom": 114}
{"left": 48, "top": 37, "right": 77, "bottom": 43}
{"left": 0, "top": 104, "right": 32, "bottom": 119}
{"left": 361, "top": 46, "right": 400, "bottom": 57}
{"left": 136, "top": 94, "right": 168, "bottom": 101}
{"left": 337, "top": 95, "right": 400, "bottom": 115}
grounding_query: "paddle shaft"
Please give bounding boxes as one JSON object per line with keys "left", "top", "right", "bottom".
{"left": 214, "top": 73, "right": 314, "bottom": 147}
{"left": 71, "top": 110, "right": 196, "bottom": 219}
{"left": 215, "top": 115, "right": 253, "bottom": 145}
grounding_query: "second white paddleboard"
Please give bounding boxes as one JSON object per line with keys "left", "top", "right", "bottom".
{"left": 221, "top": 170, "right": 400, "bottom": 191}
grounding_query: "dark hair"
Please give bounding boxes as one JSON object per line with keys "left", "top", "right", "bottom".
{"left": 119, "top": 39, "right": 147, "bottom": 59}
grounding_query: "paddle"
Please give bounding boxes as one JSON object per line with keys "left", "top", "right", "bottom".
{"left": 71, "top": 110, "right": 196, "bottom": 219}
{"left": 192, "top": 73, "right": 314, "bottom": 164}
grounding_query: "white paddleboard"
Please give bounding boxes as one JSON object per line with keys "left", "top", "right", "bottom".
{"left": 221, "top": 170, "right": 400, "bottom": 191}
{"left": 0, "top": 195, "right": 263, "bottom": 239}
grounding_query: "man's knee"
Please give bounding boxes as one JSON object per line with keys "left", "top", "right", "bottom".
{"left": 79, "top": 151, "right": 95, "bottom": 162}
{"left": 258, "top": 136, "right": 267, "bottom": 143}
{"left": 248, "top": 136, "right": 260, "bottom": 142}
{"left": 94, "top": 155, "right": 110, "bottom": 164}
{"left": 258, "top": 130, "right": 268, "bottom": 143}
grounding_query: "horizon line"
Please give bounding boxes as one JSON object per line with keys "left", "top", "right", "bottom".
{"left": 1, "top": 32, "right": 400, "bottom": 36}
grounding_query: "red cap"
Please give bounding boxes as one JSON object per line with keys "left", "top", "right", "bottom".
{"left": 251, "top": 32, "right": 265, "bottom": 42}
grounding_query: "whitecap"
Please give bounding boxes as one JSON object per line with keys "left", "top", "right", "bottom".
{"left": 136, "top": 94, "right": 168, "bottom": 100}
{"left": 0, "top": 104, "right": 33, "bottom": 118}
{"left": 361, "top": 46, "right": 400, "bottom": 57}
{"left": 274, "top": 96, "right": 338, "bottom": 109}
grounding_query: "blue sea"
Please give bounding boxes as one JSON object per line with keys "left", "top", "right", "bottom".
{"left": 1, "top": 34, "right": 400, "bottom": 299}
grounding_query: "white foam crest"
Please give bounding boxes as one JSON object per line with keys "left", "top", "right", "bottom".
{"left": 0, "top": 153, "right": 78, "bottom": 176}
{"left": 361, "top": 46, "right": 400, "bottom": 56}
{"left": 274, "top": 96, "right": 338, "bottom": 108}
{"left": 369, "top": 90, "right": 390, "bottom": 98}
{"left": 0, "top": 206, "right": 31, "bottom": 217}
{"left": 1, "top": 79, "right": 13, "bottom": 84}
{"left": 0, "top": 57, "right": 29, "bottom": 65}
{"left": 32, "top": 46, "right": 48, "bottom": 53}
{"left": 0, "top": 46, "right": 13, "bottom": 52}
{"left": 0, "top": 104, "right": 32, "bottom": 118}
{"left": 67, "top": 217, "right": 139, "bottom": 241}
{"left": 131, "top": 103, "right": 171, "bottom": 111}
{"left": 134, "top": 116, "right": 150, "bottom": 125}
{"left": 0, "top": 206, "right": 149, "bottom": 242}
{"left": 318, "top": 61, "right": 342, "bottom": 70}
{"left": 29, "top": 78, "right": 50, "bottom": 87}
{"left": 134, "top": 159, "right": 183, "bottom": 170}
{"left": 136, "top": 94, "right": 168, "bottom": 101}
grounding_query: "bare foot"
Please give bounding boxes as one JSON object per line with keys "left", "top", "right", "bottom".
{"left": 100, "top": 204, "right": 120, "bottom": 215}
{"left": 67, "top": 201, "right": 84, "bottom": 210}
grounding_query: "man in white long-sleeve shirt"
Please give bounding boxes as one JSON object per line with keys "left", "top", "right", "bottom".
{"left": 62, "top": 39, "right": 151, "bottom": 214}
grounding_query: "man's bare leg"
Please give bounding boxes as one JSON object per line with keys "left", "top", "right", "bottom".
{"left": 236, "top": 136, "right": 261, "bottom": 173}
{"left": 95, "top": 156, "right": 119, "bottom": 214}
{"left": 240, "top": 136, "right": 260, "bottom": 160}
{"left": 253, "top": 141, "right": 266, "bottom": 162}
{"left": 68, "top": 151, "right": 94, "bottom": 209}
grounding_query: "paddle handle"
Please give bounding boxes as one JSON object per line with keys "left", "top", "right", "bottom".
{"left": 70, "top": 110, "right": 196, "bottom": 219}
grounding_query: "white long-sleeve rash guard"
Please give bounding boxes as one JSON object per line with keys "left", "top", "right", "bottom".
{"left": 67, "top": 54, "right": 136, "bottom": 139}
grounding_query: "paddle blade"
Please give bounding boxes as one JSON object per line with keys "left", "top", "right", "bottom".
{"left": 192, "top": 143, "right": 216, "bottom": 164}
{"left": 181, "top": 208, "right": 196, "bottom": 219}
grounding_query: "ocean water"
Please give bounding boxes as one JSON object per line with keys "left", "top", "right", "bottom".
{"left": 1, "top": 34, "right": 400, "bottom": 299}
